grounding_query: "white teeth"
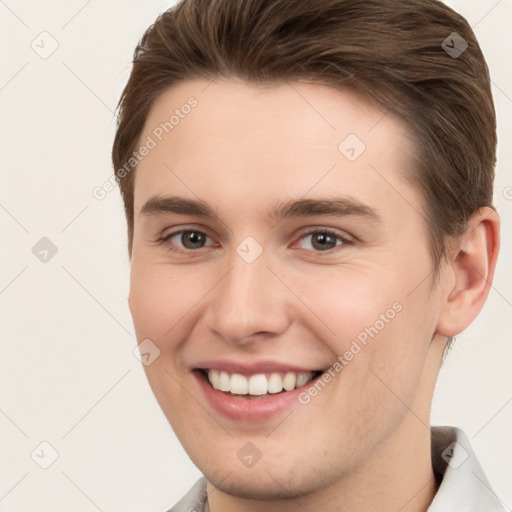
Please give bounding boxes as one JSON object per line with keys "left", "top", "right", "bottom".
{"left": 206, "top": 370, "right": 316, "bottom": 396}
{"left": 282, "top": 372, "right": 297, "bottom": 391}
{"left": 267, "top": 373, "right": 283, "bottom": 394}
{"left": 248, "top": 374, "right": 268, "bottom": 395}
{"left": 230, "top": 373, "right": 248, "bottom": 394}
{"left": 218, "top": 371, "right": 231, "bottom": 392}
{"left": 209, "top": 369, "right": 220, "bottom": 389}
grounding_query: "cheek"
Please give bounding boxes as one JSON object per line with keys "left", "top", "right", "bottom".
{"left": 128, "top": 264, "right": 203, "bottom": 424}
{"left": 129, "top": 261, "right": 203, "bottom": 340}
{"left": 287, "top": 265, "right": 434, "bottom": 398}
{"left": 284, "top": 266, "right": 405, "bottom": 350}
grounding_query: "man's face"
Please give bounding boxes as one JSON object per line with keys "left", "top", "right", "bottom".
{"left": 129, "top": 79, "right": 446, "bottom": 498}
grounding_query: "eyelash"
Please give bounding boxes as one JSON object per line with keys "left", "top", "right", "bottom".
{"left": 158, "top": 227, "right": 351, "bottom": 255}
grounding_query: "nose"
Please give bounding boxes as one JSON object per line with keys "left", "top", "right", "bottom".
{"left": 203, "top": 249, "right": 292, "bottom": 346}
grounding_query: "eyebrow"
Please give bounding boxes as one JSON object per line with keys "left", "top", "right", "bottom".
{"left": 270, "top": 197, "right": 381, "bottom": 222}
{"left": 140, "top": 195, "right": 381, "bottom": 223}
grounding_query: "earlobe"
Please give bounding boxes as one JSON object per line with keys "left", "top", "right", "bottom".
{"left": 436, "top": 207, "right": 500, "bottom": 337}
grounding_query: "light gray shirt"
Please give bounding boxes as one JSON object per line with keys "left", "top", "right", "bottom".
{"left": 167, "top": 426, "right": 507, "bottom": 511}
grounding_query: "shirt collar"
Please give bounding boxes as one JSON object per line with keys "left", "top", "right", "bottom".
{"left": 428, "top": 426, "right": 507, "bottom": 511}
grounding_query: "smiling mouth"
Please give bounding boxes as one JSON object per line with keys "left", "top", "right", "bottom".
{"left": 199, "top": 369, "right": 324, "bottom": 398}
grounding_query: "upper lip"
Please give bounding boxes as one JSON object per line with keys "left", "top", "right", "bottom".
{"left": 194, "top": 359, "right": 326, "bottom": 375}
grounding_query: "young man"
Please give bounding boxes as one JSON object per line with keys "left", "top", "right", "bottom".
{"left": 112, "top": 0, "right": 505, "bottom": 510}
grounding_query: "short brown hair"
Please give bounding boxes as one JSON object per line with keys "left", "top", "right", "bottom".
{"left": 112, "top": 0, "right": 496, "bottom": 266}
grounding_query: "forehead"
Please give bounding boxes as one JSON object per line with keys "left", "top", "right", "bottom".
{"left": 133, "top": 78, "right": 419, "bottom": 220}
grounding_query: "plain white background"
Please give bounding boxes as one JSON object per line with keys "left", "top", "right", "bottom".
{"left": 0, "top": 1, "right": 511, "bottom": 510}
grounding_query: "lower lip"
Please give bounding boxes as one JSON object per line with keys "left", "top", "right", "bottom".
{"left": 194, "top": 370, "right": 318, "bottom": 422}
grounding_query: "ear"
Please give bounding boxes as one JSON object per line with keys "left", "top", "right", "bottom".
{"left": 436, "top": 207, "right": 500, "bottom": 337}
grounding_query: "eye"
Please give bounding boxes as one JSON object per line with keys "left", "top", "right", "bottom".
{"left": 162, "top": 230, "right": 215, "bottom": 251}
{"left": 297, "top": 229, "right": 347, "bottom": 251}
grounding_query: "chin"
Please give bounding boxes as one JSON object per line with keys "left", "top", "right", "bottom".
{"left": 199, "top": 454, "right": 335, "bottom": 502}
{"left": 207, "top": 471, "right": 313, "bottom": 501}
